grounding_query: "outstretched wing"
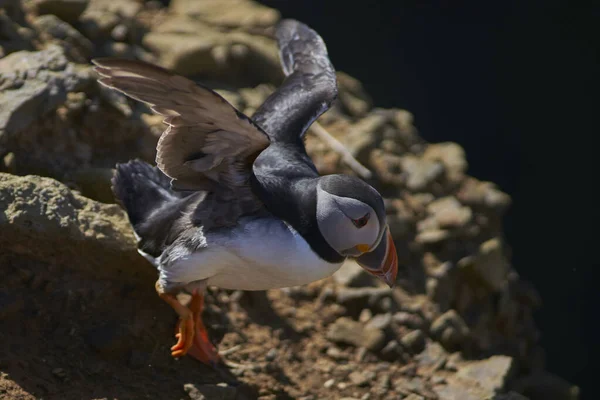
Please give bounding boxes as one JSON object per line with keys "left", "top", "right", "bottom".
{"left": 93, "top": 58, "right": 270, "bottom": 193}
{"left": 252, "top": 19, "right": 338, "bottom": 142}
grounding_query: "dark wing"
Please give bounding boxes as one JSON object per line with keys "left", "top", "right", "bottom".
{"left": 93, "top": 58, "right": 270, "bottom": 192}
{"left": 252, "top": 19, "right": 338, "bottom": 143}
{"left": 94, "top": 58, "right": 270, "bottom": 226}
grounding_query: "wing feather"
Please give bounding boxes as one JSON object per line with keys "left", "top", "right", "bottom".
{"left": 93, "top": 58, "right": 270, "bottom": 193}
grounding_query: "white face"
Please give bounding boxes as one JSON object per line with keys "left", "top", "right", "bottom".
{"left": 316, "top": 184, "right": 382, "bottom": 257}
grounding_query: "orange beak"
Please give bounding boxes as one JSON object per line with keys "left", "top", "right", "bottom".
{"left": 355, "top": 225, "right": 398, "bottom": 288}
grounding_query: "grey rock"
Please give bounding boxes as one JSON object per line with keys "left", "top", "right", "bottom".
{"left": 415, "top": 341, "right": 448, "bottom": 369}
{"left": 0, "top": 173, "right": 152, "bottom": 282}
{"left": 336, "top": 287, "right": 391, "bottom": 315}
{"left": 400, "top": 330, "right": 426, "bottom": 354}
{"left": 403, "top": 395, "right": 425, "bottom": 400}
{"left": 0, "top": 45, "right": 91, "bottom": 145}
{"left": 366, "top": 313, "right": 392, "bottom": 330}
{"left": 430, "top": 310, "right": 470, "bottom": 350}
{"left": 326, "top": 317, "right": 385, "bottom": 351}
{"left": 457, "top": 178, "right": 511, "bottom": 212}
{"left": 32, "top": 14, "right": 93, "bottom": 61}
{"left": 32, "top": 0, "right": 89, "bottom": 24}
{"left": 392, "top": 312, "right": 426, "bottom": 330}
{"left": 435, "top": 356, "right": 514, "bottom": 400}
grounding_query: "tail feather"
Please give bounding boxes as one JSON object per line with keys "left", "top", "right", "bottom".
{"left": 112, "top": 160, "right": 177, "bottom": 228}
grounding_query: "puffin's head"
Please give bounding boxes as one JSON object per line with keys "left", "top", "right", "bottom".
{"left": 316, "top": 175, "right": 398, "bottom": 287}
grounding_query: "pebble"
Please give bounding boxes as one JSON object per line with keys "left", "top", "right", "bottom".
{"left": 348, "top": 370, "right": 375, "bottom": 387}
{"left": 366, "top": 313, "right": 392, "bottom": 330}
{"left": 430, "top": 310, "right": 470, "bottom": 350}
{"left": 326, "top": 317, "right": 386, "bottom": 351}
{"left": 323, "top": 379, "right": 335, "bottom": 389}
{"left": 400, "top": 329, "right": 426, "bottom": 353}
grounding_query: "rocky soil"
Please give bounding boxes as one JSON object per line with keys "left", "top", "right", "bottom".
{"left": 0, "top": 0, "right": 580, "bottom": 399}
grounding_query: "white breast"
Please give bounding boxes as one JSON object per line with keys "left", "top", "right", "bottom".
{"left": 159, "top": 216, "right": 344, "bottom": 291}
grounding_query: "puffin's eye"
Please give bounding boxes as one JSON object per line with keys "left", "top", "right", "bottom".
{"left": 352, "top": 213, "right": 370, "bottom": 228}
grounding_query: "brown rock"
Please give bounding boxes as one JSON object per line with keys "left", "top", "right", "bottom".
{"left": 326, "top": 317, "right": 386, "bottom": 351}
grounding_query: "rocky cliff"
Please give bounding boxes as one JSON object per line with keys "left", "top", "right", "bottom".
{"left": 0, "top": 0, "right": 579, "bottom": 399}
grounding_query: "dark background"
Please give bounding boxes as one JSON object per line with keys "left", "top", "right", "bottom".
{"left": 260, "top": 0, "right": 596, "bottom": 397}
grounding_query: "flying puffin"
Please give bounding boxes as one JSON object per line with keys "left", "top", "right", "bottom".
{"left": 93, "top": 19, "right": 398, "bottom": 366}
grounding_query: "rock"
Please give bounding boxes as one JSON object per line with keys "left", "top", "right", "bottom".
{"left": 493, "top": 392, "right": 530, "bottom": 400}
{"left": 366, "top": 313, "right": 392, "bottom": 330}
{"left": 0, "top": 45, "right": 91, "bottom": 146}
{"left": 78, "top": 0, "right": 141, "bottom": 40}
{"left": 170, "top": 0, "right": 280, "bottom": 29}
{"left": 348, "top": 370, "right": 375, "bottom": 387}
{"left": 326, "top": 317, "right": 386, "bottom": 351}
{"left": 392, "top": 312, "right": 426, "bottom": 330}
{"left": 184, "top": 383, "right": 239, "bottom": 400}
{"left": 415, "top": 341, "right": 448, "bottom": 370}
{"left": 435, "top": 356, "right": 514, "bottom": 400}
{"left": 336, "top": 71, "right": 372, "bottom": 117}
{"left": 332, "top": 260, "right": 376, "bottom": 287}
{"left": 84, "top": 323, "right": 130, "bottom": 358}
{"left": 0, "top": 173, "right": 152, "bottom": 282}
{"left": 323, "top": 379, "right": 335, "bottom": 389}
{"left": 32, "top": 14, "right": 94, "bottom": 61}
{"left": 430, "top": 310, "right": 470, "bottom": 350}
{"left": 32, "top": 0, "right": 89, "bottom": 24}
{"left": 457, "top": 178, "right": 511, "bottom": 212}
{"left": 513, "top": 372, "right": 580, "bottom": 400}
{"left": 143, "top": 17, "right": 281, "bottom": 85}
{"left": 400, "top": 330, "right": 426, "bottom": 354}
{"left": 343, "top": 111, "right": 391, "bottom": 162}
{"left": 403, "top": 395, "right": 425, "bottom": 400}
{"left": 415, "top": 229, "right": 450, "bottom": 244}
{"left": 426, "top": 196, "right": 472, "bottom": 229}
{"left": 400, "top": 155, "right": 445, "bottom": 192}
{"left": 472, "top": 237, "right": 511, "bottom": 291}
{"left": 0, "top": 13, "right": 35, "bottom": 57}
{"left": 336, "top": 287, "right": 392, "bottom": 315}
{"left": 423, "top": 142, "right": 467, "bottom": 184}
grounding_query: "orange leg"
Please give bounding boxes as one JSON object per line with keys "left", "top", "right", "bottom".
{"left": 156, "top": 281, "right": 194, "bottom": 358}
{"left": 156, "top": 281, "right": 220, "bottom": 365}
{"left": 186, "top": 289, "right": 221, "bottom": 365}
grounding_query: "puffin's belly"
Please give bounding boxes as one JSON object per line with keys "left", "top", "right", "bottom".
{"left": 161, "top": 216, "right": 343, "bottom": 291}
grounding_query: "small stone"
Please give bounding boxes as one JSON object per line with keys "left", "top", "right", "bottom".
{"left": 380, "top": 340, "right": 402, "bottom": 361}
{"left": 472, "top": 237, "right": 510, "bottom": 291}
{"left": 111, "top": 24, "right": 128, "bottom": 42}
{"left": 392, "top": 312, "right": 426, "bottom": 330}
{"left": 359, "top": 308, "right": 373, "bottom": 323}
{"left": 337, "top": 287, "right": 391, "bottom": 313}
{"left": 366, "top": 313, "right": 392, "bottom": 330}
{"left": 326, "top": 346, "right": 348, "bottom": 360}
{"left": 426, "top": 196, "right": 472, "bottom": 229}
{"left": 430, "top": 310, "right": 470, "bottom": 350}
{"left": 348, "top": 370, "right": 375, "bottom": 387}
{"left": 265, "top": 348, "right": 277, "bottom": 361}
{"left": 403, "top": 394, "right": 425, "bottom": 400}
{"left": 34, "top": 0, "right": 90, "bottom": 24}
{"left": 400, "top": 330, "right": 426, "bottom": 353}
{"left": 400, "top": 155, "right": 444, "bottom": 191}
{"left": 415, "top": 229, "right": 450, "bottom": 244}
{"left": 184, "top": 383, "right": 238, "bottom": 400}
{"left": 52, "top": 367, "right": 67, "bottom": 379}
{"left": 324, "top": 379, "right": 335, "bottom": 389}
{"left": 326, "top": 317, "right": 386, "bottom": 351}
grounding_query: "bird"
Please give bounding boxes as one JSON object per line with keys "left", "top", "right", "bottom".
{"left": 92, "top": 19, "right": 398, "bottom": 366}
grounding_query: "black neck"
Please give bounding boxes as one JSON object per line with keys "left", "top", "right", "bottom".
{"left": 250, "top": 174, "right": 344, "bottom": 264}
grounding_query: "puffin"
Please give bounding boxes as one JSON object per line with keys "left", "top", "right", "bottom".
{"left": 93, "top": 19, "right": 398, "bottom": 366}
